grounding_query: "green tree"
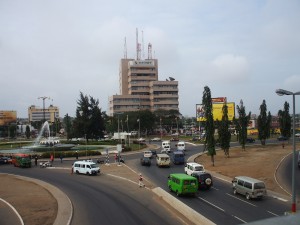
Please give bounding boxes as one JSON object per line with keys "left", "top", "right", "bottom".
{"left": 73, "top": 92, "right": 105, "bottom": 141}
{"left": 277, "top": 101, "right": 291, "bottom": 139}
{"left": 218, "top": 102, "right": 231, "bottom": 157}
{"left": 257, "top": 100, "right": 272, "bottom": 145}
{"left": 202, "top": 86, "right": 216, "bottom": 166}
{"left": 234, "top": 100, "right": 251, "bottom": 150}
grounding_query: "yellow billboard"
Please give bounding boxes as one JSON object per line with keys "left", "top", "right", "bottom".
{"left": 196, "top": 103, "right": 235, "bottom": 122}
{"left": 0, "top": 111, "right": 17, "bottom": 126}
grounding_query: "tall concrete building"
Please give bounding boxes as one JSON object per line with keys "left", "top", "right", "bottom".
{"left": 28, "top": 105, "right": 59, "bottom": 123}
{"left": 109, "top": 57, "right": 179, "bottom": 116}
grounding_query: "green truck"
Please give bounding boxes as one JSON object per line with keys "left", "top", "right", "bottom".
{"left": 12, "top": 154, "right": 32, "bottom": 168}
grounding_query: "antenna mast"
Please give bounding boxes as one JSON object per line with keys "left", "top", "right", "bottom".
{"left": 124, "top": 37, "right": 127, "bottom": 59}
{"left": 148, "top": 43, "right": 152, "bottom": 59}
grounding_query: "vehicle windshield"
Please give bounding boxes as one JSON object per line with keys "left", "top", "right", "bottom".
{"left": 195, "top": 166, "right": 204, "bottom": 171}
{"left": 254, "top": 182, "right": 265, "bottom": 189}
{"left": 90, "top": 164, "right": 98, "bottom": 168}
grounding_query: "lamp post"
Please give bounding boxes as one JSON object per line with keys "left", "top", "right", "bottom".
{"left": 160, "top": 117, "right": 162, "bottom": 140}
{"left": 276, "top": 88, "right": 300, "bottom": 213}
{"left": 38, "top": 96, "right": 50, "bottom": 123}
{"left": 79, "top": 110, "right": 87, "bottom": 158}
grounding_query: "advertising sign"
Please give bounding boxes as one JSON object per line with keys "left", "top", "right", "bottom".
{"left": 0, "top": 111, "right": 17, "bottom": 126}
{"left": 196, "top": 103, "right": 235, "bottom": 122}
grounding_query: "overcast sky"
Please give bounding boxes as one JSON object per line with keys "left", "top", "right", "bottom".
{"left": 1, "top": 0, "right": 300, "bottom": 118}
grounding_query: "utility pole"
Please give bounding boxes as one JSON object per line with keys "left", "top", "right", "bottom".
{"left": 38, "top": 96, "right": 50, "bottom": 123}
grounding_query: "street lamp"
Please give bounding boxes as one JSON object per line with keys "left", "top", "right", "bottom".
{"left": 160, "top": 117, "right": 162, "bottom": 140}
{"left": 79, "top": 110, "right": 87, "bottom": 158}
{"left": 38, "top": 96, "right": 50, "bottom": 123}
{"left": 276, "top": 88, "right": 300, "bottom": 213}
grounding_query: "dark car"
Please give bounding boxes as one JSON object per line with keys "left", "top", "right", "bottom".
{"left": 246, "top": 138, "right": 255, "bottom": 143}
{"left": 191, "top": 172, "right": 213, "bottom": 190}
{"left": 0, "top": 157, "right": 11, "bottom": 164}
{"left": 140, "top": 156, "right": 151, "bottom": 166}
{"left": 277, "top": 136, "right": 288, "bottom": 141}
{"left": 150, "top": 150, "right": 157, "bottom": 157}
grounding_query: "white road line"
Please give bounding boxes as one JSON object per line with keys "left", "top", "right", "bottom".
{"left": 233, "top": 215, "right": 247, "bottom": 223}
{"left": 226, "top": 193, "right": 257, "bottom": 207}
{"left": 211, "top": 186, "right": 219, "bottom": 191}
{"left": 197, "top": 197, "right": 225, "bottom": 212}
{"left": 267, "top": 211, "right": 279, "bottom": 216}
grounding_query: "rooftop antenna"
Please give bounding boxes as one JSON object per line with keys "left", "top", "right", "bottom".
{"left": 136, "top": 28, "right": 141, "bottom": 60}
{"left": 148, "top": 43, "right": 152, "bottom": 59}
{"left": 142, "top": 30, "right": 145, "bottom": 60}
{"left": 124, "top": 37, "right": 127, "bottom": 59}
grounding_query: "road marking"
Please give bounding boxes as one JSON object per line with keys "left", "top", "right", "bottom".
{"left": 267, "top": 211, "right": 279, "bottom": 216}
{"left": 233, "top": 215, "right": 247, "bottom": 223}
{"left": 226, "top": 193, "right": 257, "bottom": 207}
{"left": 211, "top": 186, "right": 219, "bottom": 191}
{"left": 197, "top": 197, "right": 225, "bottom": 212}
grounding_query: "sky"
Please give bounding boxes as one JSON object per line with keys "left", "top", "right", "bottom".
{"left": 1, "top": 0, "right": 300, "bottom": 118}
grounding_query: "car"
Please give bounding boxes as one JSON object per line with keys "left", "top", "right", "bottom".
{"left": 0, "top": 157, "right": 9, "bottom": 164}
{"left": 295, "top": 133, "right": 300, "bottom": 137}
{"left": 150, "top": 149, "right": 157, "bottom": 156}
{"left": 184, "top": 162, "right": 205, "bottom": 175}
{"left": 137, "top": 138, "right": 146, "bottom": 142}
{"left": 191, "top": 172, "right": 213, "bottom": 190}
{"left": 170, "top": 137, "right": 179, "bottom": 142}
{"left": 150, "top": 137, "right": 161, "bottom": 141}
{"left": 140, "top": 156, "right": 151, "bottom": 166}
{"left": 246, "top": 138, "right": 255, "bottom": 143}
{"left": 277, "top": 136, "right": 288, "bottom": 141}
{"left": 143, "top": 150, "right": 153, "bottom": 158}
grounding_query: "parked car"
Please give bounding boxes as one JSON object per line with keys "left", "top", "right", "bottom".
{"left": 246, "top": 138, "right": 255, "bottom": 143}
{"left": 277, "top": 136, "right": 288, "bottom": 141}
{"left": 170, "top": 137, "right": 179, "bottom": 142}
{"left": 191, "top": 172, "right": 213, "bottom": 190}
{"left": 137, "top": 138, "right": 146, "bottom": 142}
{"left": 151, "top": 137, "right": 161, "bottom": 141}
{"left": 140, "top": 157, "right": 151, "bottom": 166}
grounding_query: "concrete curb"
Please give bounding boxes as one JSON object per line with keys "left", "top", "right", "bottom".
{"left": 5, "top": 174, "right": 73, "bottom": 225}
{"left": 152, "top": 187, "right": 216, "bottom": 225}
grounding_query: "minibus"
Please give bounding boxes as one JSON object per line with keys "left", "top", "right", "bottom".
{"left": 168, "top": 173, "right": 198, "bottom": 196}
{"left": 72, "top": 160, "right": 100, "bottom": 175}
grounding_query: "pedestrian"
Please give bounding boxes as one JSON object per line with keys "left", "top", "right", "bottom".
{"left": 60, "top": 154, "right": 63, "bottom": 163}
{"left": 50, "top": 154, "right": 54, "bottom": 164}
{"left": 138, "top": 173, "right": 145, "bottom": 187}
{"left": 34, "top": 156, "right": 38, "bottom": 166}
{"left": 75, "top": 151, "right": 78, "bottom": 160}
{"left": 115, "top": 153, "right": 118, "bottom": 163}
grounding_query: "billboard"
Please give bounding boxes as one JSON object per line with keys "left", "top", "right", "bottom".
{"left": 196, "top": 102, "right": 235, "bottom": 122}
{"left": 0, "top": 111, "right": 17, "bottom": 126}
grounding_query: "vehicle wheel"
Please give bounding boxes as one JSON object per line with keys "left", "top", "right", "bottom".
{"left": 246, "top": 193, "right": 250, "bottom": 200}
{"left": 205, "top": 178, "right": 212, "bottom": 186}
{"left": 233, "top": 188, "right": 237, "bottom": 195}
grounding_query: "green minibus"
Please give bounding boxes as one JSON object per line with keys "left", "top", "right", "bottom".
{"left": 168, "top": 173, "right": 198, "bottom": 196}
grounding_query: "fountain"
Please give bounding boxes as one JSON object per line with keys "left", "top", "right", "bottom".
{"left": 0, "top": 121, "right": 75, "bottom": 154}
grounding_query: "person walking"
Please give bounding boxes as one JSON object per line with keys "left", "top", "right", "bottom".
{"left": 60, "top": 154, "right": 63, "bottom": 163}
{"left": 34, "top": 156, "right": 38, "bottom": 166}
{"left": 75, "top": 151, "right": 78, "bottom": 160}
{"left": 50, "top": 154, "right": 54, "bottom": 164}
{"left": 138, "top": 173, "right": 145, "bottom": 187}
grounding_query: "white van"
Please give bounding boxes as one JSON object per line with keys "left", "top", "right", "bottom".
{"left": 177, "top": 141, "right": 185, "bottom": 152}
{"left": 156, "top": 153, "right": 171, "bottom": 167}
{"left": 161, "top": 141, "right": 171, "bottom": 153}
{"left": 232, "top": 176, "right": 267, "bottom": 200}
{"left": 184, "top": 162, "right": 205, "bottom": 175}
{"left": 72, "top": 160, "right": 100, "bottom": 175}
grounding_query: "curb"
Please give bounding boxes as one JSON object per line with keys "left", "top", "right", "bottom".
{"left": 2, "top": 173, "right": 73, "bottom": 225}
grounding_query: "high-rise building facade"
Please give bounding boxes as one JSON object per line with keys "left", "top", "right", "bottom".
{"left": 109, "top": 58, "right": 179, "bottom": 116}
{"left": 28, "top": 105, "right": 59, "bottom": 123}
